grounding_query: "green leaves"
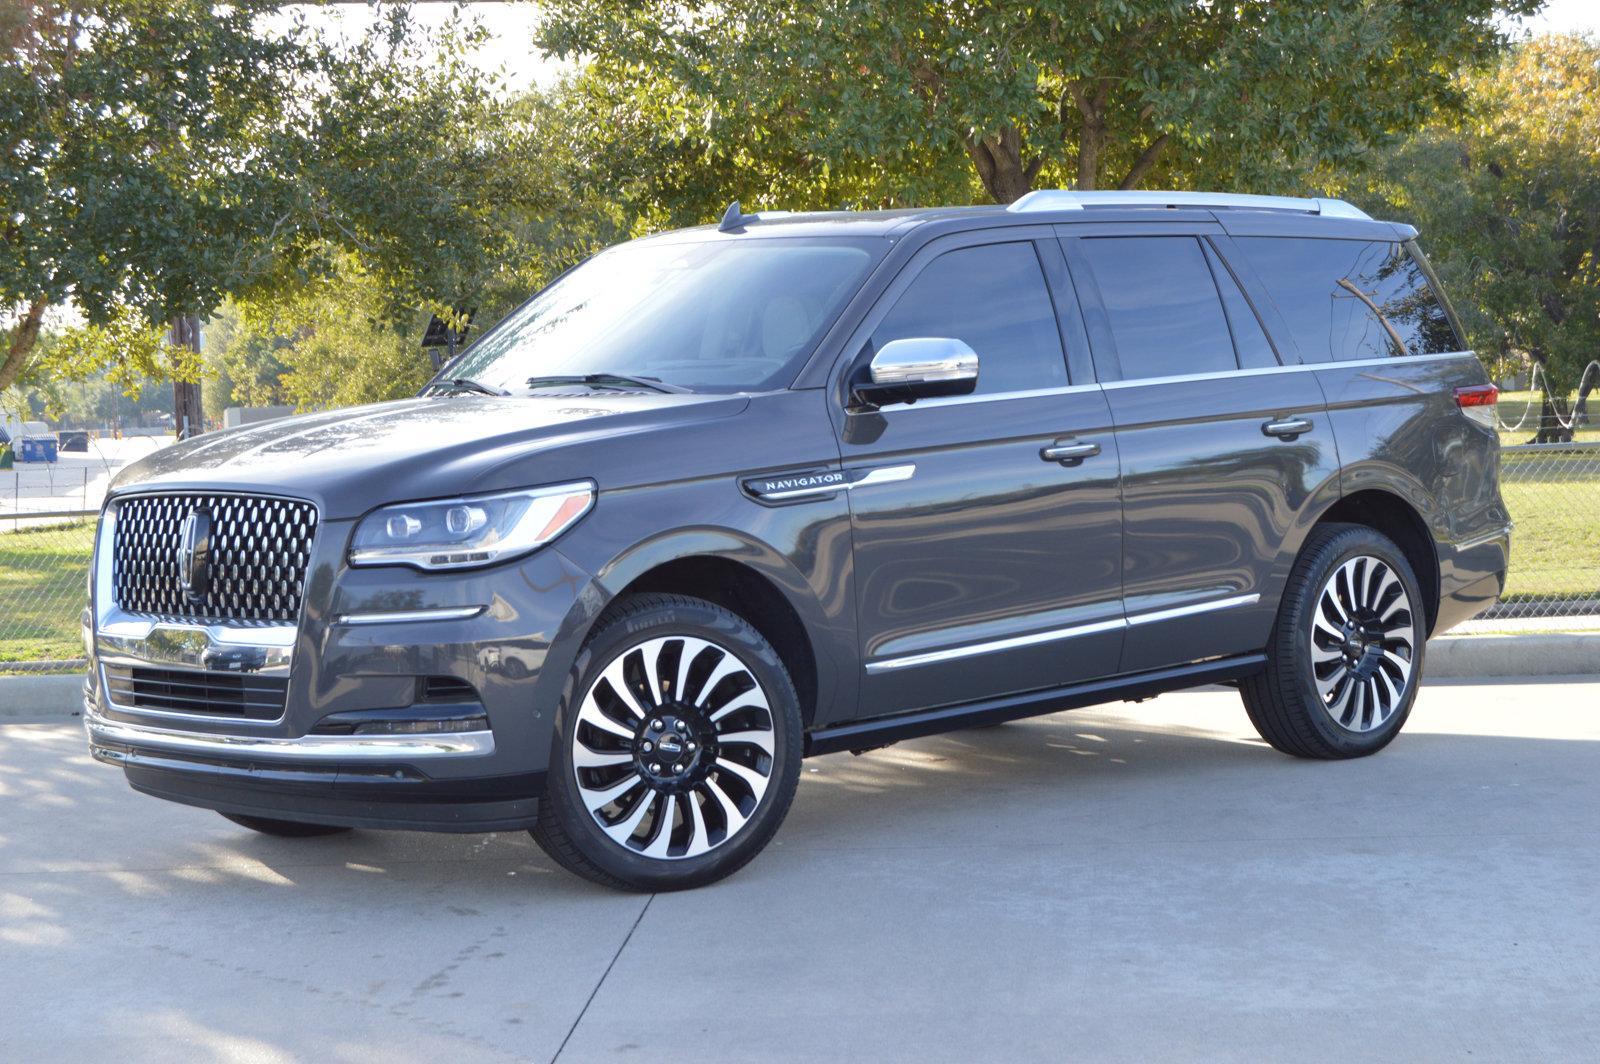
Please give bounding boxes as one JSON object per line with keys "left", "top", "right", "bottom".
{"left": 1346, "top": 35, "right": 1600, "bottom": 394}
{"left": 538, "top": 0, "right": 1533, "bottom": 202}
{"left": 2, "top": 1, "right": 543, "bottom": 400}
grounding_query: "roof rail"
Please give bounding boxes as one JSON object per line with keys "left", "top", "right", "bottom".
{"left": 1006, "top": 190, "right": 1371, "bottom": 220}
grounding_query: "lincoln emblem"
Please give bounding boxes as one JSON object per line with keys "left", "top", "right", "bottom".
{"left": 177, "top": 508, "right": 213, "bottom": 601}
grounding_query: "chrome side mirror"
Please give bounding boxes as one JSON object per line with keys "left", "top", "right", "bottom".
{"left": 853, "top": 337, "right": 979, "bottom": 408}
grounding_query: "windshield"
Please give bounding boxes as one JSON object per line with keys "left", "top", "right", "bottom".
{"left": 441, "top": 236, "right": 881, "bottom": 394}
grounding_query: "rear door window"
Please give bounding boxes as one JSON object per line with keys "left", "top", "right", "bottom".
{"left": 1233, "top": 237, "right": 1459, "bottom": 362}
{"left": 1078, "top": 236, "right": 1238, "bottom": 380}
{"left": 1202, "top": 242, "right": 1280, "bottom": 370}
{"left": 872, "top": 241, "right": 1068, "bottom": 396}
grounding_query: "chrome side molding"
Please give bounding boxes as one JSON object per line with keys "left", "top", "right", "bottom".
{"left": 866, "top": 593, "right": 1261, "bottom": 673}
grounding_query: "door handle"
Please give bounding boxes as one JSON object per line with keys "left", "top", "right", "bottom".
{"left": 1040, "top": 440, "right": 1101, "bottom": 465}
{"left": 1262, "top": 417, "right": 1313, "bottom": 440}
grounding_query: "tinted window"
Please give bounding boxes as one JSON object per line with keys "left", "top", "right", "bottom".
{"left": 1079, "top": 237, "right": 1237, "bottom": 380}
{"left": 873, "top": 242, "right": 1067, "bottom": 395}
{"left": 449, "top": 237, "right": 877, "bottom": 394}
{"left": 1202, "top": 242, "right": 1280, "bottom": 370}
{"left": 1234, "top": 237, "right": 1460, "bottom": 362}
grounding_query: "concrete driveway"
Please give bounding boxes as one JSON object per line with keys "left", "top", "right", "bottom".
{"left": 3, "top": 678, "right": 1598, "bottom": 1063}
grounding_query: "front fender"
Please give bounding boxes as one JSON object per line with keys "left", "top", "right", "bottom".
{"left": 550, "top": 482, "right": 859, "bottom": 728}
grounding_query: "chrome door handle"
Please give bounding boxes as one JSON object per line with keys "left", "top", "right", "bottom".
{"left": 1262, "top": 417, "right": 1313, "bottom": 440}
{"left": 1040, "top": 441, "right": 1101, "bottom": 465}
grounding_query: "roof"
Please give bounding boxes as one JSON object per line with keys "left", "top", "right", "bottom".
{"left": 639, "top": 191, "right": 1408, "bottom": 242}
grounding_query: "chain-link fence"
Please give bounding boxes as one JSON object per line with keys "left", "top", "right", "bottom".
{"left": 1, "top": 511, "right": 94, "bottom": 669}
{"left": 2, "top": 444, "right": 1597, "bottom": 667}
{"left": 1489, "top": 442, "right": 1600, "bottom": 620}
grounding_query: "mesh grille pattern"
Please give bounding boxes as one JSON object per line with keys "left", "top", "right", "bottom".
{"left": 113, "top": 493, "right": 318, "bottom": 622}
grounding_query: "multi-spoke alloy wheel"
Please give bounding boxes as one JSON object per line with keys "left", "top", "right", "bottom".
{"left": 1309, "top": 555, "right": 1415, "bottom": 732}
{"left": 1240, "top": 523, "right": 1425, "bottom": 760}
{"left": 573, "top": 635, "right": 776, "bottom": 860}
{"left": 532, "top": 593, "right": 802, "bottom": 891}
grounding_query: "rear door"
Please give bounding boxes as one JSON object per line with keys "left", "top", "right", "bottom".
{"left": 833, "top": 229, "right": 1125, "bottom": 717}
{"left": 1059, "top": 221, "right": 1340, "bottom": 673}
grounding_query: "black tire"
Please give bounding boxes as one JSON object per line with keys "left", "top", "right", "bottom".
{"left": 531, "top": 593, "right": 803, "bottom": 892}
{"left": 221, "top": 813, "right": 353, "bottom": 838}
{"left": 1241, "top": 523, "right": 1427, "bottom": 759}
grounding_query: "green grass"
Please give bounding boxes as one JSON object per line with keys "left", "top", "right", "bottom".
{"left": 0, "top": 521, "right": 94, "bottom": 663}
{"left": 1498, "top": 450, "right": 1600, "bottom": 603}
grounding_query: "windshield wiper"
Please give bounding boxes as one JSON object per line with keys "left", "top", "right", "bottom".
{"left": 526, "top": 373, "right": 688, "bottom": 395}
{"left": 430, "top": 377, "right": 508, "bottom": 397}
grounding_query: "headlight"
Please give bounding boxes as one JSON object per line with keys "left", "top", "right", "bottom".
{"left": 349, "top": 482, "right": 595, "bottom": 571}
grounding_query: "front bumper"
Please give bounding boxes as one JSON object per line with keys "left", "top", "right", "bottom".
{"left": 84, "top": 497, "right": 603, "bottom": 832}
{"left": 84, "top": 688, "right": 546, "bottom": 832}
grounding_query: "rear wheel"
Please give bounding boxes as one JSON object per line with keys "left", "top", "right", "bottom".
{"left": 221, "top": 813, "right": 352, "bottom": 838}
{"left": 531, "top": 593, "right": 802, "bottom": 891}
{"left": 1241, "top": 523, "right": 1426, "bottom": 759}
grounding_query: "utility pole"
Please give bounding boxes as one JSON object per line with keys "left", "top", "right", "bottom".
{"left": 168, "top": 315, "right": 204, "bottom": 439}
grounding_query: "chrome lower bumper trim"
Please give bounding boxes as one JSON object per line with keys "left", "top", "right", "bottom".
{"left": 334, "top": 606, "right": 485, "bottom": 626}
{"left": 84, "top": 703, "right": 495, "bottom": 761}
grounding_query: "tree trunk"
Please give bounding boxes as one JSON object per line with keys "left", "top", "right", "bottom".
{"left": 0, "top": 297, "right": 49, "bottom": 394}
{"left": 168, "top": 315, "right": 205, "bottom": 438}
{"left": 1118, "top": 133, "right": 1170, "bottom": 190}
{"left": 965, "top": 127, "right": 1033, "bottom": 204}
{"left": 1069, "top": 81, "right": 1109, "bottom": 191}
{"left": 1574, "top": 369, "right": 1596, "bottom": 429}
{"left": 1527, "top": 350, "right": 1574, "bottom": 445}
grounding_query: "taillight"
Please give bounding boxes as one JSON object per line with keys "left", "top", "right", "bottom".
{"left": 1455, "top": 384, "right": 1498, "bottom": 429}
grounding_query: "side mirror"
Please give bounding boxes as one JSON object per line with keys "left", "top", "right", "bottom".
{"left": 852, "top": 337, "right": 979, "bottom": 408}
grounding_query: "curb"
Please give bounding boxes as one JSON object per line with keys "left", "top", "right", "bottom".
{"left": 0, "top": 673, "right": 84, "bottom": 720}
{"left": 1, "top": 633, "right": 1594, "bottom": 722}
{"left": 1426, "top": 632, "right": 1598, "bottom": 680}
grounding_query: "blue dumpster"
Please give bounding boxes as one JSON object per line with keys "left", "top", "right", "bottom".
{"left": 19, "top": 436, "right": 58, "bottom": 462}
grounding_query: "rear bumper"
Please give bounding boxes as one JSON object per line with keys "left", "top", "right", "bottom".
{"left": 1434, "top": 524, "right": 1512, "bottom": 635}
{"left": 85, "top": 696, "right": 545, "bottom": 833}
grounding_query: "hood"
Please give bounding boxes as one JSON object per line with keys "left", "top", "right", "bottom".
{"left": 110, "top": 392, "right": 751, "bottom": 519}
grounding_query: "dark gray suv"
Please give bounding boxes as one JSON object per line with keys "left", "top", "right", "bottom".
{"left": 84, "top": 190, "right": 1511, "bottom": 890}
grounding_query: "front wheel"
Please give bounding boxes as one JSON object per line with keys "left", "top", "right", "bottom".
{"left": 531, "top": 593, "right": 803, "bottom": 891}
{"left": 1241, "top": 523, "right": 1427, "bottom": 759}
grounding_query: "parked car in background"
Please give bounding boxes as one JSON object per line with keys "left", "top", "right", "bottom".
{"left": 83, "top": 191, "right": 1509, "bottom": 890}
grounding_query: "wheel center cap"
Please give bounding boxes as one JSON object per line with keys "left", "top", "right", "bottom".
{"left": 636, "top": 711, "right": 712, "bottom": 788}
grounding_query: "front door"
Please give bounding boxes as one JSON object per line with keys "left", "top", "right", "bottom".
{"left": 834, "top": 231, "right": 1124, "bottom": 718}
{"left": 1061, "top": 225, "right": 1340, "bottom": 674}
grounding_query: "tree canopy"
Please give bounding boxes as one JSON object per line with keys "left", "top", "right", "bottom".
{"left": 1, "top": 1, "right": 544, "bottom": 399}
{"left": 1349, "top": 34, "right": 1600, "bottom": 438}
{"left": 538, "top": 0, "right": 1537, "bottom": 208}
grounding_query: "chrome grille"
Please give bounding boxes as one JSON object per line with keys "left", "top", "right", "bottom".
{"left": 112, "top": 493, "right": 318, "bottom": 622}
{"left": 103, "top": 664, "right": 288, "bottom": 720}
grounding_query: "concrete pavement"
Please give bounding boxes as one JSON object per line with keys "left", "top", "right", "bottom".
{"left": 3, "top": 678, "right": 1598, "bottom": 1062}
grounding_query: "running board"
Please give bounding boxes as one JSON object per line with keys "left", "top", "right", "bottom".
{"left": 804, "top": 654, "right": 1267, "bottom": 757}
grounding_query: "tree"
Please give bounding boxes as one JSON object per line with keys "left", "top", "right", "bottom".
{"left": 1, "top": 2, "right": 548, "bottom": 403}
{"left": 1, "top": 0, "right": 310, "bottom": 394}
{"left": 1348, "top": 34, "right": 1600, "bottom": 442}
{"left": 218, "top": 255, "right": 428, "bottom": 413}
{"left": 537, "top": 0, "right": 1535, "bottom": 208}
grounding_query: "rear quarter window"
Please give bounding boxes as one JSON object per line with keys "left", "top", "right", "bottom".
{"left": 1233, "top": 237, "right": 1460, "bottom": 362}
